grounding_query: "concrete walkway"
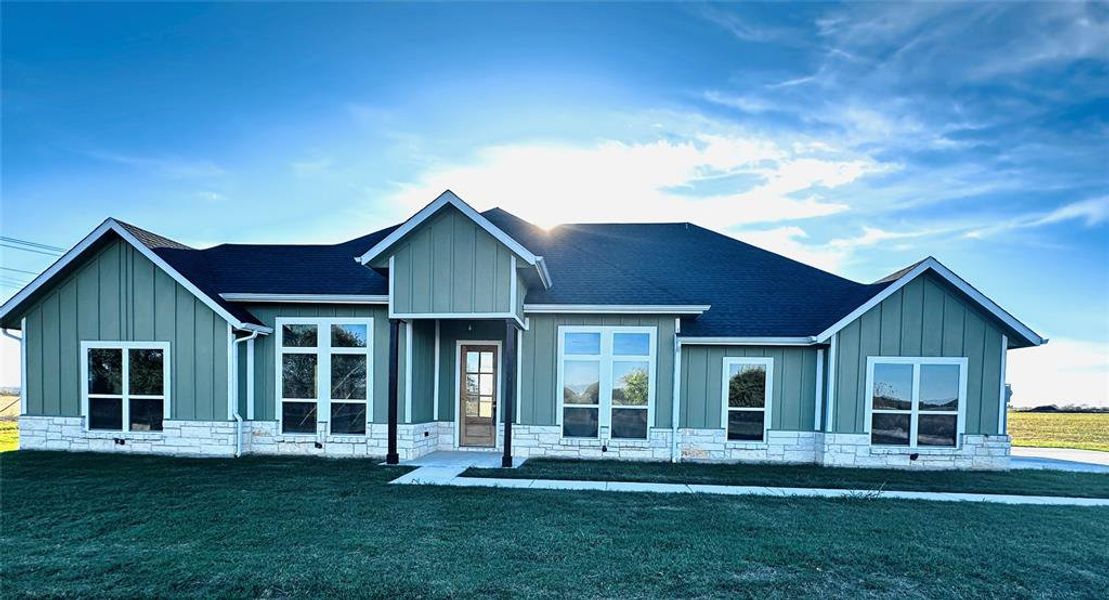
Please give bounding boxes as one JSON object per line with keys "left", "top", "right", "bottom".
{"left": 1011, "top": 447, "right": 1109, "bottom": 473}
{"left": 390, "top": 466, "right": 1109, "bottom": 507}
{"left": 390, "top": 451, "right": 526, "bottom": 485}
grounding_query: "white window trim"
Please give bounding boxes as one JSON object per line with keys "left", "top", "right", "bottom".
{"left": 864, "top": 356, "right": 968, "bottom": 450}
{"left": 274, "top": 317, "right": 375, "bottom": 437}
{"left": 80, "top": 340, "right": 171, "bottom": 433}
{"left": 556, "top": 325, "right": 657, "bottom": 441}
{"left": 720, "top": 357, "right": 774, "bottom": 444}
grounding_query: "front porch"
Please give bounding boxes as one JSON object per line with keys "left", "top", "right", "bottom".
{"left": 384, "top": 317, "right": 522, "bottom": 468}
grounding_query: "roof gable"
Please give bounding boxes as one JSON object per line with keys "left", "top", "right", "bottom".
{"left": 815, "top": 257, "right": 1045, "bottom": 348}
{"left": 0, "top": 219, "right": 269, "bottom": 332}
{"left": 357, "top": 190, "right": 550, "bottom": 287}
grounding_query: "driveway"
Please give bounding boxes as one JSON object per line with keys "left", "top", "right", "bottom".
{"left": 1010, "top": 447, "right": 1109, "bottom": 473}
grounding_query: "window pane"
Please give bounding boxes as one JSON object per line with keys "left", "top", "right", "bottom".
{"left": 129, "top": 398, "right": 164, "bottom": 431}
{"left": 88, "top": 349, "right": 122, "bottom": 395}
{"left": 612, "top": 361, "right": 649, "bottom": 406}
{"left": 920, "top": 364, "right": 961, "bottom": 411}
{"left": 331, "top": 354, "right": 367, "bottom": 400}
{"left": 727, "top": 410, "right": 764, "bottom": 441}
{"left": 282, "top": 324, "right": 317, "bottom": 347}
{"left": 479, "top": 374, "right": 494, "bottom": 396}
{"left": 563, "top": 407, "right": 598, "bottom": 438}
{"left": 612, "top": 408, "right": 648, "bottom": 439}
{"left": 480, "top": 352, "right": 494, "bottom": 374}
{"left": 129, "top": 349, "right": 164, "bottom": 395}
{"left": 728, "top": 364, "right": 766, "bottom": 408}
{"left": 465, "top": 374, "right": 479, "bottom": 397}
{"left": 282, "top": 355, "right": 317, "bottom": 399}
{"left": 873, "top": 363, "right": 913, "bottom": 410}
{"left": 466, "top": 351, "right": 479, "bottom": 374}
{"left": 563, "top": 360, "right": 600, "bottom": 405}
{"left": 565, "top": 332, "right": 601, "bottom": 355}
{"left": 330, "top": 403, "right": 366, "bottom": 435}
{"left": 331, "top": 324, "right": 367, "bottom": 348}
{"left": 479, "top": 398, "right": 493, "bottom": 418}
{"left": 918, "top": 414, "right": 957, "bottom": 447}
{"left": 282, "top": 401, "right": 317, "bottom": 434}
{"left": 871, "top": 413, "right": 911, "bottom": 446}
{"left": 613, "top": 333, "right": 650, "bottom": 356}
{"left": 89, "top": 397, "right": 122, "bottom": 430}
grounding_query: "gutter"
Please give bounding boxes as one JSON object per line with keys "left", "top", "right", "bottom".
{"left": 670, "top": 318, "right": 682, "bottom": 463}
{"left": 231, "top": 330, "right": 261, "bottom": 457}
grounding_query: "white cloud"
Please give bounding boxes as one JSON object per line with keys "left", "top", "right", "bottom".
{"left": 1008, "top": 338, "right": 1109, "bottom": 408}
{"left": 385, "top": 134, "right": 886, "bottom": 229}
{"left": 965, "top": 196, "right": 1109, "bottom": 239}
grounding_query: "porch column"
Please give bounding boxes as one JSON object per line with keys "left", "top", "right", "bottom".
{"left": 386, "top": 318, "right": 400, "bottom": 465}
{"left": 502, "top": 319, "right": 518, "bottom": 468}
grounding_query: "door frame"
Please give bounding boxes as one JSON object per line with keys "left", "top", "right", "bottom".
{"left": 453, "top": 339, "right": 502, "bottom": 450}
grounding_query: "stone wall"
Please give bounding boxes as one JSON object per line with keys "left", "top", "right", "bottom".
{"left": 18, "top": 415, "right": 1011, "bottom": 469}
{"left": 19, "top": 415, "right": 238, "bottom": 456}
{"left": 819, "top": 433, "right": 1011, "bottom": 470}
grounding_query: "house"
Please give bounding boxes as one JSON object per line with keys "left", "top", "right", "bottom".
{"left": 0, "top": 191, "right": 1046, "bottom": 469}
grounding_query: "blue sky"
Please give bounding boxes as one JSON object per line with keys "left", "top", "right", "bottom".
{"left": 2, "top": 2, "right": 1107, "bottom": 405}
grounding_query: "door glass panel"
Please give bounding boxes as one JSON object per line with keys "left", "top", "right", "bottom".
{"left": 479, "top": 352, "right": 494, "bottom": 373}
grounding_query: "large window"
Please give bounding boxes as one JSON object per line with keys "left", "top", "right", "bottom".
{"left": 721, "top": 357, "right": 773, "bottom": 442}
{"left": 866, "top": 357, "right": 966, "bottom": 448}
{"left": 276, "top": 318, "right": 373, "bottom": 436}
{"left": 81, "top": 342, "right": 170, "bottom": 432}
{"left": 558, "top": 326, "right": 655, "bottom": 440}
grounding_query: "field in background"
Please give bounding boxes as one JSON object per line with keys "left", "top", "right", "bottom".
{"left": 0, "top": 421, "right": 17, "bottom": 452}
{"left": 1009, "top": 411, "right": 1109, "bottom": 452}
{"left": 0, "top": 395, "right": 19, "bottom": 418}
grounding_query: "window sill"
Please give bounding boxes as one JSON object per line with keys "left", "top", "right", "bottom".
{"left": 84, "top": 430, "right": 163, "bottom": 441}
{"left": 869, "top": 446, "right": 961, "bottom": 455}
{"left": 724, "top": 441, "right": 769, "bottom": 450}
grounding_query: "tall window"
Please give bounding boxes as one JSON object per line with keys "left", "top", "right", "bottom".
{"left": 277, "top": 318, "right": 373, "bottom": 435}
{"left": 82, "top": 342, "right": 170, "bottom": 432}
{"left": 558, "top": 326, "right": 655, "bottom": 440}
{"left": 867, "top": 357, "right": 966, "bottom": 448}
{"left": 721, "top": 357, "right": 773, "bottom": 442}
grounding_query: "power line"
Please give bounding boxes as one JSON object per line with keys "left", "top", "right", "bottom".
{"left": 0, "top": 236, "right": 65, "bottom": 252}
{"left": 0, "top": 242, "right": 61, "bottom": 257}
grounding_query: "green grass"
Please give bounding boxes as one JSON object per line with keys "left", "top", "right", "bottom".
{"left": 2, "top": 451, "right": 1108, "bottom": 598}
{"left": 1009, "top": 411, "right": 1109, "bottom": 452}
{"left": 0, "top": 420, "right": 17, "bottom": 453}
{"left": 465, "top": 458, "right": 1109, "bottom": 498}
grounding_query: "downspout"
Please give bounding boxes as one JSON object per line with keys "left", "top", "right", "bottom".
{"left": 670, "top": 318, "right": 682, "bottom": 463}
{"left": 232, "top": 330, "right": 261, "bottom": 457}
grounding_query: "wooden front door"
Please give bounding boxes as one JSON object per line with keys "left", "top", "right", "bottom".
{"left": 459, "top": 344, "right": 498, "bottom": 447}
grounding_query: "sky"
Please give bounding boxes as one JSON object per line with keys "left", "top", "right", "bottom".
{"left": 1, "top": 2, "right": 1107, "bottom": 406}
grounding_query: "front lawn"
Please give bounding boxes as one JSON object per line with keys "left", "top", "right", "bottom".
{"left": 1009, "top": 411, "right": 1109, "bottom": 452}
{"left": 2, "top": 451, "right": 1108, "bottom": 598}
{"left": 465, "top": 458, "right": 1109, "bottom": 498}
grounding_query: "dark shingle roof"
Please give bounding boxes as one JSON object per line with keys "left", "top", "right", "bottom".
{"left": 115, "top": 209, "right": 897, "bottom": 337}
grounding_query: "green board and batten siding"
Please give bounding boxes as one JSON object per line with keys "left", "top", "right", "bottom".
{"left": 20, "top": 238, "right": 230, "bottom": 421}
{"left": 829, "top": 272, "right": 1006, "bottom": 435}
{"left": 680, "top": 346, "right": 819, "bottom": 431}
{"left": 386, "top": 206, "right": 523, "bottom": 322}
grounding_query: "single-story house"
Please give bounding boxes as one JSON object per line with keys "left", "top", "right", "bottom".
{"left": 0, "top": 191, "right": 1046, "bottom": 469}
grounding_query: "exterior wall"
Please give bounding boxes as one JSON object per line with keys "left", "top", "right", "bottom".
{"left": 828, "top": 272, "right": 1006, "bottom": 436}
{"left": 20, "top": 415, "right": 239, "bottom": 456}
{"left": 679, "top": 345, "right": 819, "bottom": 431}
{"left": 20, "top": 238, "right": 230, "bottom": 421}
{"left": 386, "top": 206, "right": 523, "bottom": 319}
{"left": 243, "top": 304, "right": 393, "bottom": 422}
{"left": 408, "top": 320, "right": 436, "bottom": 423}
{"left": 519, "top": 314, "right": 678, "bottom": 429}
